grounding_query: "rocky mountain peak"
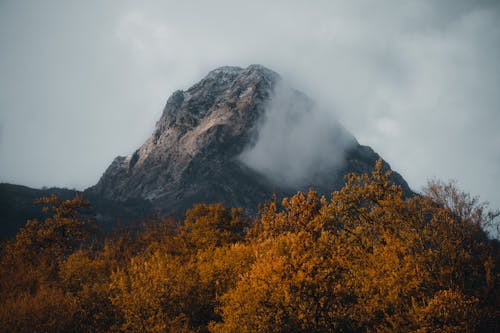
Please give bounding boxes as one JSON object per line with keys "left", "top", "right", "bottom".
{"left": 88, "top": 64, "right": 411, "bottom": 214}
{"left": 89, "top": 65, "right": 281, "bottom": 204}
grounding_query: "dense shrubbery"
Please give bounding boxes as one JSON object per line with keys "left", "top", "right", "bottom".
{"left": 0, "top": 161, "right": 498, "bottom": 332}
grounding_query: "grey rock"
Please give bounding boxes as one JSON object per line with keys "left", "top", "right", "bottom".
{"left": 87, "top": 65, "right": 411, "bottom": 215}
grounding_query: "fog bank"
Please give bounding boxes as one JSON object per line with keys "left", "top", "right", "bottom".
{"left": 239, "top": 82, "right": 355, "bottom": 188}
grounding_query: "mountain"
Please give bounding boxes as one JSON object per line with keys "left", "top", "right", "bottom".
{"left": 0, "top": 64, "right": 412, "bottom": 238}
{"left": 0, "top": 65, "right": 411, "bottom": 238}
{"left": 86, "top": 64, "right": 411, "bottom": 215}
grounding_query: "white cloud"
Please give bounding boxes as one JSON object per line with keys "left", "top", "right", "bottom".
{"left": 239, "top": 82, "right": 353, "bottom": 187}
{"left": 1, "top": 0, "right": 499, "bottom": 208}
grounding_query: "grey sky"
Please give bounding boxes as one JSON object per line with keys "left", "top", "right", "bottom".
{"left": 1, "top": 0, "right": 499, "bottom": 208}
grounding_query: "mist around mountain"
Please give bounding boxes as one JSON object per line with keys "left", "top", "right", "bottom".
{"left": 87, "top": 64, "right": 411, "bottom": 214}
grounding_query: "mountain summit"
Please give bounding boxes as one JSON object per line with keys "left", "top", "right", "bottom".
{"left": 87, "top": 65, "right": 410, "bottom": 214}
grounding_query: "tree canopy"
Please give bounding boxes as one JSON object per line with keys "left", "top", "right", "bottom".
{"left": 0, "top": 161, "right": 498, "bottom": 332}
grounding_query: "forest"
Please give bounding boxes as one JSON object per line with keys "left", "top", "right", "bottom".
{"left": 0, "top": 161, "right": 498, "bottom": 333}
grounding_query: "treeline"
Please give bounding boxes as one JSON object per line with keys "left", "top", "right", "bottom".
{"left": 0, "top": 161, "right": 498, "bottom": 332}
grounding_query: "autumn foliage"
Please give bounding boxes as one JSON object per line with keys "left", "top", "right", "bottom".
{"left": 0, "top": 161, "right": 498, "bottom": 332}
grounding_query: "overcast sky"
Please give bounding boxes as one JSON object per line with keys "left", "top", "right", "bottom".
{"left": 1, "top": 0, "right": 499, "bottom": 208}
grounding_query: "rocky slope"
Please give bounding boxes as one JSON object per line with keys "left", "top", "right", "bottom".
{"left": 87, "top": 64, "right": 411, "bottom": 214}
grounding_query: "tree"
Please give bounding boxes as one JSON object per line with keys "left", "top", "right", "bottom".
{"left": 0, "top": 194, "right": 96, "bottom": 332}
{"left": 211, "top": 161, "right": 499, "bottom": 332}
{"left": 1, "top": 165, "right": 497, "bottom": 332}
{"left": 5, "top": 194, "right": 95, "bottom": 262}
{"left": 178, "top": 203, "right": 250, "bottom": 251}
{"left": 109, "top": 250, "right": 199, "bottom": 333}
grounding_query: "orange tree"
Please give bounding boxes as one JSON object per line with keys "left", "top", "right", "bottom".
{"left": 108, "top": 202, "right": 253, "bottom": 333}
{"left": 0, "top": 194, "right": 96, "bottom": 332}
{"left": 211, "top": 161, "right": 499, "bottom": 333}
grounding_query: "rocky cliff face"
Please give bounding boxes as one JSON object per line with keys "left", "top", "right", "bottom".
{"left": 88, "top": 64, "right": 411, "bottom": 214}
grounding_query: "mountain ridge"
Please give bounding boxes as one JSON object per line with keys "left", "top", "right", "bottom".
{"left": 86, "top": 64, "right": 411, "bottom": 214}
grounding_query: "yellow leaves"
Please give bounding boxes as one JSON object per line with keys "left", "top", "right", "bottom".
{"left": 412, "top": 289, "right": 480, "bottom": 333}
{"left": 212, "top": 160, "right": 498, "bottom": 332}
{"left": 211, "top": 251, "right": 290, "bottom": 333}
{"left": 0, "top": 284, "right": 79, "bottom": 333}
{"left": 109, "top": 250, "right": 200, "bottom": 332}
{"left": 59, "top": 250, "right": 108, "bottom": 293}
{"left": 254, "top": 189, "right": 329, "bottom": 241}
{"left": 1, "top": 163, "right": 498, "bottom": 332}
{"left": 179, "top": 203, "right": 250, "bottom": 251}
{"left": 197, "top": 242, "right": 257, "bottom": 297}
{"left": 212, "top": 231, "right": 355, "bottom": 332}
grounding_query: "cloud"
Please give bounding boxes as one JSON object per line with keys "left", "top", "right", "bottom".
{"left": 239, "top": 82, "right": 355, "bottom": 188}
{"left": 1, "top": 0, "right": 499, "bottom": 208}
